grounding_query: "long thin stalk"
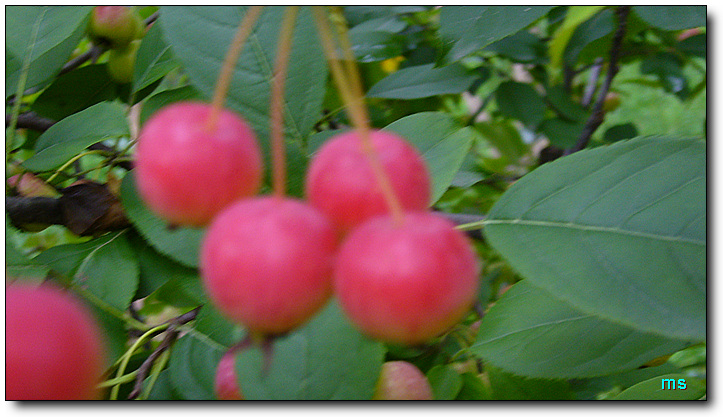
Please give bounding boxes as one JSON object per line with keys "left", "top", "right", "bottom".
{"left": 205, "top": 6, "right": 264, "bottom": 130}
{"left": 270, "top": 6, "right": 300, "bottom": 198}
{"left": 312, "top": 7, "right": 404, "bottom": 225}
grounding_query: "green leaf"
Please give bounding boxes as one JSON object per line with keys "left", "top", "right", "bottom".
{"left": 383, "top": 112, "right": 475, "bottom": 204}
{"left": 427, "top": 365, "right": 463, "bottom": 400}
{"left": 604, "top": 123, "right": 639, "bottom": 143}
{"left": 32, "top": 65, "right": 121, "bottom": 121}
{"left": 484, "top": 30, "right": 546, "bottom": 64}
{"left": 440, "top": 6, "right": 554, "bottom": 62}
{"left": 34, "top": 232, "right": 139, "bottom": 311}
{"left": 133, "top": 19, "right": 179, "bottom": 94}
{"left": 139, "top": 85, "right": 202, "bottom": 126}
{"left": 495, "top": 81, "right": 545, "bottom": 128}
{"left": 168, "top": 335, "right": 224, "bottom": 400}
{"left": 5, "top": 6, "right": 92, "bottom": 98}
{"left": 193, "top": 304, "right": 245, "bottom": 349}
{"left": 235, "top": 300, "right": 386, "bottom": 400}
{"left": 633, "top": 6, "right": 706, "bottom": 31}
{"left": 23, "top": 101, "right": 130, "bottom": 172}
{"left": 475, "top": 120, "right": 529, "bottom": 162}
{"left": 455, "top": 372, "right": 492, "bottom": 400}
{"left": 540, "top": 117, "right": 585, "bottom": 149}
{"left": 562, "top": 8, "right": 615, "bottom": 66}
{"left": 133, "top": 234, "right": 206, "bottom": 308}
{"left": 612, "top": 373, "right": 705, "bottom": 400}
{"left": 545, "top": 85, "right": 591, "bottom": 123}
{"left": 348, "top": 31, "right": 405, "bottom": 63}
{"left": 548, "top": 6, "right": 606, "bottom": 70}
{"left": 120, "top": 172, "right": 204, "bottom": 268}
{"left": 484, "top": 136, "right": 706, "bottom": 341}
{"left": 146, "top": 369, "right": 184, "bottom": 400}
{"left": 160, "top": 6, "right": 327, "bottom": 152}
{"left": 367, "top": 63, "right": 476, "bottom": 99}
{"left": 486, "top": 365, "right": 575, "bottom": 400}
{"left": 472, "top": 281, "right": 690, "bottom": 379}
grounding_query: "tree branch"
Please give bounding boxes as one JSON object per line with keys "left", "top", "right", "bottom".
{"left": 127, "top": 306, "right": 200, "bottom": 400}
{"left": 566, "top": 6, "right": 631, "bottom": 155}
{"left": 6, "top": 111, "right": 56, "bottom": 132}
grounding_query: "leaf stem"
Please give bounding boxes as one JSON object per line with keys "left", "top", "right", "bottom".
{"left": 46, "top": 150, "right": 106, "bottom": 184}
{"left": 270, "top": 6, "right": 300, "bottom": 198}
{"left": 312, "top": 6, "right": 405, "bottom": 226}
{"left": 205, "top": 6, "right": 264, "bottom": 130}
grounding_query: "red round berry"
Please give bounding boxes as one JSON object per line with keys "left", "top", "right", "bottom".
{"left": 201, "top": 197, "right": 338, "bottom": 334}
{"left": 306, "top": 129, "right": 430, "bottom": 231}
{"left": 334, "top": 211, "right": 479, "bottom": 345}
{"left": 135, "top": 101, "right": 262, "bottom": 227}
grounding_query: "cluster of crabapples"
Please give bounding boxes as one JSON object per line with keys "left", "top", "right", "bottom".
{"left": 135, "top": 100, "right": 481, "bottom": 399}
{"left": 86, "top": 6, "right": 145, "bottom": 83}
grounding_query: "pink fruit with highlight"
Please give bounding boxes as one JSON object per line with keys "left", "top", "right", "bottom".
{"left": 5, "top": 283, "right": 106, "bottom": 400}
{"left": 306, "top": 129, "right": 431, "bottom": 231}
{"left": 135, "top": 101, "right": 262, "bottom": 227}
{"left": 334, "top": 211, "right": 479, "bottom": 345}
{"left": 201, "top": 197, "right": 338, "bottom": 334}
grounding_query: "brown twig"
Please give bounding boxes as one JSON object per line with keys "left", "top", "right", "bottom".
{"left": 6, "top": 111, "right": 55, "bottom": 132}
{"left": 127, "top": 307, "right": 200, "bottom": 400}
{"left": 565, "top": 6, "right": 631, "bottom": 155}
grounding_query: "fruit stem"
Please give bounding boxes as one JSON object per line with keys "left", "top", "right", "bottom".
{"left": 205, "top": 6, "right": 264, "bottom": 131}
{"left": 312, "top": 7, "right": 405, "bottom": 226}
{"left": 270, "top": 6, "right": 300, "bottom": 199}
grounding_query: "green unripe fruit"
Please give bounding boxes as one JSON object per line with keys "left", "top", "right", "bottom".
{"left": 107, "top": 40, "right": 140, "bottom": 84}
{"left": 88, "top": 6, "right": 144, "bottom": 49}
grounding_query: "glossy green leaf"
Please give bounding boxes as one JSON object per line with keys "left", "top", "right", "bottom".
{"left": 612, "top": 373, "right": 705, "bottom": 400}
{"left": 633, "top": 6, "right": 706, "bottom": 31}
{"left": 495, "top": 81, "right": 545, "bottom": 128}
{"left": 472, "top": 281, "right": 690, "bottom": 379}
{"left": 133, "top": 19, "right": 179, "bottom": 94}
{"left": 5, "top": 6, "right": 92, "bottom": 98}
{"left": 193, "top": 304, "right": 245, "bottom": 349}
{"left": 24, "top": 101, "right": 130, "bottom": 172}
{"left": 440, "top": 6, "right": 554, "bottom": 62}
{"left": 235, "top": 300, "right": 386, "bottom": 400}
{"left": 486, "top": 365, "right": 575, "bottom": 400}
{"left": 34, "top": 231, "right": 139, "bottom": 311}
{"left": 484, "top": 136, "right": 706, "bottom": 341}
{"left": 120, "top": 172, "right": 204, "bottom": 268}
{"left": 383, "top": 112, "right": 475, "bottom": 204}
{"left": 160, "top": 6, "right": 327, "bottom": 150}
{"left": 455, "top": 373, "right": 491, "bottom": 400}
{"left": 32, "top": 65, "right": 121, "bottom": 120}
{"left": 168, "top": 335, "right": 224, "bottom": 400}
{"left": 133, "top": 234, "right": 206, "bottom": 308}
{"left": 563, "top": 8, "right": 615, "bottom": 66}
{"left": 367, "top": 63, "right": 476, "bottom": 99}
{"left": 427, "top": 365, "right": 463, "bottom": 400}
{"left": 549, "top": 6, "right": 606, "bottom": 70}
{"left": 540, "top": 117, "right": 585, "bottom": 149}
{"left": 139, "top": 85, "right": 202, "bottom": 126}
{"left": 475, "top": 120, "right": 529, "bottom": 162}
{"left": 484, "top": 31, "right": 546, "bottom": 64}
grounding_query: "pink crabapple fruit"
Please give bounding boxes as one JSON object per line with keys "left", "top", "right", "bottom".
{"left": 200, "top": 197, "right": 339, "bottom": 335}
{"left": 214, "top": 350, "right": 243, "bottom": 400}
{"left": 135, "top": 101, "right": 263, "bottom": 227}
{"left": 5, "top": 283, "right": 107, "bottom": 400}
{"left": 305, "top": 129, "right": 431, "bottom": 232}
{"left": 372, "top": 361, "right": 434, "bottom": 400}
{"left": 334, "top": 211, "right": 480, "bottom": 345}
